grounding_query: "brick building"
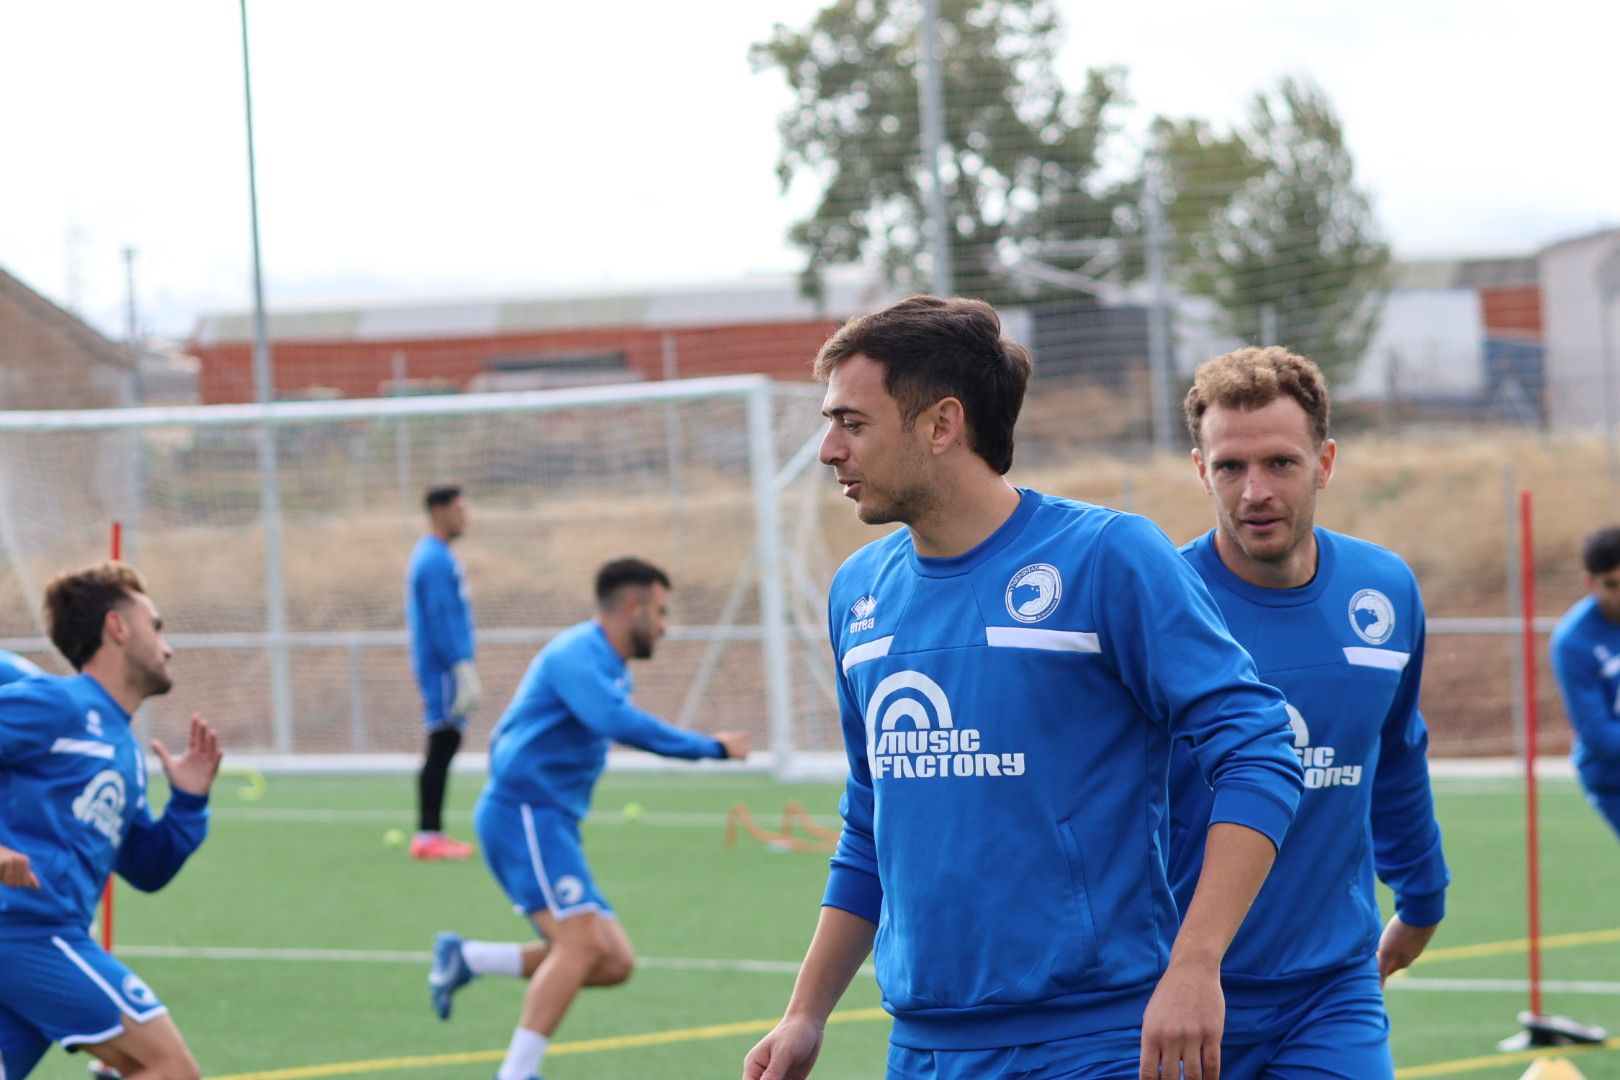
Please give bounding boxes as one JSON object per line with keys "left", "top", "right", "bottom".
{"left": 189, "top": 278, "right": 905, "bottom": 404}
{"left": 0, "top": 265, "right": 137, "bottom": 409}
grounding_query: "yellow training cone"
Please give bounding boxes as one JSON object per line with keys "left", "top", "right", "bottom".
{"left": 1519, "top": 1057, "right": 1588, "bottom": 1080}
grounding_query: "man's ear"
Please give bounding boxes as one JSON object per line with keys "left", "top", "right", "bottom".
{"left": 103, "top": 607, "right": 128, "bottom": 648}
{"left": 928, "top": 396, "right": 966, "bottom": 455}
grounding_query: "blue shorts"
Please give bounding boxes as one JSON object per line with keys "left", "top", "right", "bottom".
{"left": 886, "top": 1029, "right": 1141, "bottom": 1079}
{"left": 0, "top": 928, "right": 167, "bottom": 1075}
{"left": 474, "top": 792, "right": 614, "bottom": 923}
{"left": 416, "top": 667, "right": 464, "bottom": 733}
{"left": 1220, "top": 960, "right": 1392, "bottom": 1080}
{"left": 1588, "top": 790, "right": 1620, "bottom": 841}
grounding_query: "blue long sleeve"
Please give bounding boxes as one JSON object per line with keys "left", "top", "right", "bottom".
{"left": 116, "top": 788, "right": 210, "bottom": 892}
{"left": 1369, "top": 590, "right": 1449, "bottom": 927}
{"left": 1551, "top": 632, "right": 1620, "bottom": 759}
{"left": 407, "top": 538, "right": 474, "bottom": 673}
{"left": 1095, "top": 515, "right": 1303, "bottom": 850}
{"left": 550, "top": 660, "right": 722, "bottom": 760}
{"left": 823, "top": 634, "right": 882, "bottom": 924}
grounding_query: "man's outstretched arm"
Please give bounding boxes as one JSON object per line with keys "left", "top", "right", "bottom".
{"left": 1140, "top": 821, "right": 1277, "bottom": 1080}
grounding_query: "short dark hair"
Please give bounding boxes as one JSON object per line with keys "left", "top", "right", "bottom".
{"left": 1184, "top": 347, "right": 1331, "bottom": 447}
{"left": 44, "top": 562, "right": 149, "bottom": 671}
{"left": 423, "top": 485, "right": 462, "bottom": 512}
{"left": 813, "top": 296, "right": 1032, "bottom": 475}
{"left": 595, "top": 557, "right": 672, "bottom": 609}
{"left": 1583, "top": 527, "right": 1620, "bottom": 576}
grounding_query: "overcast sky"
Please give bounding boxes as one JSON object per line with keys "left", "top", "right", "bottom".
{"left": 1, "top": 0, "right": 1613, "bottom": 340}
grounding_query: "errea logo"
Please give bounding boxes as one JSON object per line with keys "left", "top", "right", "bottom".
{"left": 848, "top": 594, "right": 878, "bottom": 634}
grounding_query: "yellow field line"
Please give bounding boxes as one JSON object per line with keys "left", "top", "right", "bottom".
{"left": 1411, "top": 926, "right": 1620, "bottom": 965}
{"left": 211, "top": 1006, "right": 889, "bottom": 1080}
{"left": 208, "top": 925, "right": 1620, "bottom": 1080}
{"left": 1396, "top": 1037, "right": 1620, "bottom": 1077}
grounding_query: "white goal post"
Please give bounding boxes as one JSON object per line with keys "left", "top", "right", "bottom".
{"left": 0, "top": 375, "right": 845, "bottom": 778}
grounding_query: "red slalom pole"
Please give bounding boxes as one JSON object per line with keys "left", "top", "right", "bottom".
{"left": 1518, "top": 490, "right": 1542, "bottom": 1019}
{"left": 100, "top": 520, "right": 122, "bottom": 953}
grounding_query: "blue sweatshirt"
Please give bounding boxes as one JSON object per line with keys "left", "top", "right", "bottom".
{"left": 822, "top": 489, "right": 1303, "bottom": 1050}
{"left": 0, "top": 649, "right": 43, "bottom": 686}
{"left": 1169, "top": 529, "right": 1449, "bottom": 1017}
{"left": 0, "top": 674, "right": 209, "bottom": 932}
{"left": 484, "top": 621, "right": 725, "bottom": 819}
{"left": 1550, "top": 595, "right": 1620, "bottom": 795}
{"left": 406, "top": 535, "right": 475, "bottom": 683}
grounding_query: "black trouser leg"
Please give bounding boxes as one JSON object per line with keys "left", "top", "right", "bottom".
{"left": 418, "top": 726, "right": 462, "bottom": 833}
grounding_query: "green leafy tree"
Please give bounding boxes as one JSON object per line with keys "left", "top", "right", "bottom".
{"left": 1155, "top": 76, "right": 1390, "bottom": 384}
{"left": 751, "top": 0, "right": 1125, "bottom": 306}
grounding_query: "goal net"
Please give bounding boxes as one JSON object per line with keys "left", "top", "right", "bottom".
{"left": 0, "top": 376, "right": 848, "bottom": 777}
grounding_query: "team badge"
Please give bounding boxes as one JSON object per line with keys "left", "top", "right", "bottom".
{"left": 555, "top": 875, "right": 585, "bottom": 905}
{"left": 1348, "top": 589, "right": 1395, "bottom": 645}
{"left": 1005, "top": 564, "right": 1062, "bottom": 623}
{"left": 122, "top": 973, "right": 158, "bottom": 1008}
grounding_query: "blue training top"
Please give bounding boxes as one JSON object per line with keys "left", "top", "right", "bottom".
{"left": 0, "top": 673, "right": 209, "bottom": 932}
{"left": 1550, "top": 595, "right": 1620, "bottom": 795}
{"left": 1168, "top": 529, "right": 1450, "bottom": 1019}
{"left": 406, "top": 535, "right": 475, "bottom": 686}
{"left": 484, "top": 621, "right": 725, "bottom": 819}
{"left": 822, "top": 489, "right": 1304, "bottom": 1051}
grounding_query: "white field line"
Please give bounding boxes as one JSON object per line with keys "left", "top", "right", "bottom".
{"left": 1389, "top": 977, "right": 1620, "bottom": 995}
{"left": 115, "top": 944, "right": 870, "bottom": 977}
{"left": 209, "top": 807, "right": 840, "bottom": 828}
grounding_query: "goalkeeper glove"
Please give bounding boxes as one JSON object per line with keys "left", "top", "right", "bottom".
{"left": 451, "top": 661, "right": 482, "bottom": 718}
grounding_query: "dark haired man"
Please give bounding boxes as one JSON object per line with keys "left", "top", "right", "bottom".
{"left": 1169, "top": 346, "right": 1449, "bottom": 1079}
{"left": 0, "top": 562, "right": 222, "bottom": 1079}
{"left": 1551, "top": 525, "right": 1620, "bottom": 841}
{"left": 746, "top": 297, "right": 1304, "bottom": 1080}
{"left": 428, "top": 557, "right": 750, "bottom": 1080}
{"left": 406, "top": 484, "right": 480, "bottom": 860}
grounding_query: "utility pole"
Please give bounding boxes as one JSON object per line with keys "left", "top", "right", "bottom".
{"left": 918, "top": 0, "right": 953, "bottom": 297}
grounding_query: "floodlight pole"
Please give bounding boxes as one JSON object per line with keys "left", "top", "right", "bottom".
{"left": 240, "top": 0, "right": 293, "bottom": 754}
{"left": 1143, "top": 157, "right": 1175, "bottom": 454}
{"left": 1602, "top": 281, "right": 1619, "bottom": 510}
{"left": 918, "top": 0, "right": 953, "bottom": 297}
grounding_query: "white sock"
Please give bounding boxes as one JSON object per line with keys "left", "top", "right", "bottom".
{"left": 496, "top": 1028, "right": 547, "bottom": 1080}
{"left": 461, "top": 940, "right": 523, "bottom": 978}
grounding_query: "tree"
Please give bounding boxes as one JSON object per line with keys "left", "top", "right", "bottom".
{"left": 751, "top": 0, "right": 1126, "bottom": 306}
{"left": 1155, "top": 76, "right": 1390, "bottom": 384}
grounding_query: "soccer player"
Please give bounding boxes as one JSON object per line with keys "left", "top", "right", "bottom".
{"left": 406, "top": 484, "right": 481, "bottom": 861}
{"left": 0, "top": 562, "right": 223, "bottom": 1079}
{"left": 1169, "top": 346, "right": 1450, "bottom": 1078}
{"left": 744, "top": 297, "right": 1304, "bottom": 1080}
{"left": 1550, "top": 525, "right": 1620, "bottom": 841}
{"left": 428, "top": 557, "right": 750, "bottom": 1080}
{"left": 0, "top": 647, "right": 43, "bottom": 686}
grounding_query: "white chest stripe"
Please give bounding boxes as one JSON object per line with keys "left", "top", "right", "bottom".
{"left": 50, "top": 738, "right": 116, "bottom": 760}
{"left": 842, "top": 636, "right": 894, "bottom": 675}
{"left": 1343, "top": 646, "right": 1411, "bottom": 671}
{"left": 985, "top": 627, "right": 1101, "bottom": 653}
{"left": 1601, "top": 652, "right": 1620, "bottom": 679}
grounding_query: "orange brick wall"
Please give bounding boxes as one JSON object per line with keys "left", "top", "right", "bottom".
{"left": 192, "top": 320, "right": 841, "bottom": 404}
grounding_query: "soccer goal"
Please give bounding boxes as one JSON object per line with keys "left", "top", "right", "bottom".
{"left": 0, "top": 375, "right": 847, "bottom": 778}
